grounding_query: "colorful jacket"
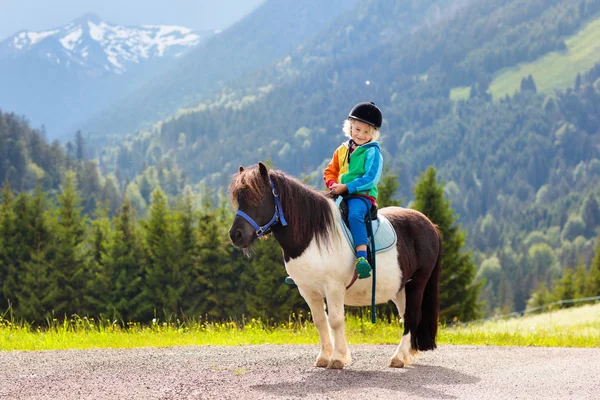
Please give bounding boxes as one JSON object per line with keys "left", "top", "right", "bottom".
{"left": 323, "top": 140, "right": 383, "bottom": 201}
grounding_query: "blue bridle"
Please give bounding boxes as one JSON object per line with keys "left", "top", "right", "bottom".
{"left": 235, "top": 178, "right": 288, "bottom": 237}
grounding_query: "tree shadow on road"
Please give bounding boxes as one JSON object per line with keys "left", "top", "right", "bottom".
{"left": 252, "top": 364, "right": 480, "bottom": 399}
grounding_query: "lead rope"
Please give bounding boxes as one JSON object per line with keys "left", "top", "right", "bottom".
{"left": 364, "top": 199, "right": 377, "bottom": 323}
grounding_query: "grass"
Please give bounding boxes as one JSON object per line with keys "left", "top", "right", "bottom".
{"left": 1, "top": 304, "right": 599, "bottom": 352}
{"left": 450, "top": 15, "right": 600, "bottom": 101}
{"left": 443, "top": 303, "right": 600, "bottom": 347}
{"left": 449, "top": 86, "right": 471, "bottom": 101}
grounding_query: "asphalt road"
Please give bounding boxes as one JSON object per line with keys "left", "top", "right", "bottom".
{"left": 1, "top": 345, "right": 598, "bottom": 399}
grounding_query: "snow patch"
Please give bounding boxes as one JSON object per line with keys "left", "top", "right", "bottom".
{"left": 7, "top": 17, "right": 201, "bottom": 74}
{"left": 60, "top": 27, "right": 82, "bottom": 51}
{"left": 12, "top": 30, "right": 59, "bottom": 49}
{"left": 88, "top": 21, "right": 106, "bottom": 41}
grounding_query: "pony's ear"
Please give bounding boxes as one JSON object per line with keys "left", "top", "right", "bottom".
{"left": 258, "top": 162, "right": 269, "bottom": 178}
{"left": 238, "top": 165, "right": 244, "bottom": 173}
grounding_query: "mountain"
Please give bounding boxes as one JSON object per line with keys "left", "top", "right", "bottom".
{"left": 91, "top": 0, "right": 600, "bottom": 313}
{"left": 0, "top": 13, "right": 204, "bottom": 75}
{"left": 80, "top": 0, "right": 360, "bottom": 137}
{"left": 0, "top": 13, "right": 211, "bottom": 140}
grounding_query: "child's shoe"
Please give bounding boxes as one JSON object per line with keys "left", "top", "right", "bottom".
{"left": 355, "top": 257, "right": 372, "bottom": 279}
{"left": 284, "top": 276, "right": 296, "bottom": 286}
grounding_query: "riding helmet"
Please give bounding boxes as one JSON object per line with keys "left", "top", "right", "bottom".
{"left": 348, "top": 102, "right": 382, "bottom": 128}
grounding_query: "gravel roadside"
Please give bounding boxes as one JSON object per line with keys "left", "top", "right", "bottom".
{"left": 1, "top": 345, "right": 599, "bottom": 399}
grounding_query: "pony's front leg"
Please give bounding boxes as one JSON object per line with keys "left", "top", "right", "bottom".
{"left": 302, "top": 293, "right": 333, "bottom": 367}
{"left": 325, "top": 286, "right": 351, "bottom": 369}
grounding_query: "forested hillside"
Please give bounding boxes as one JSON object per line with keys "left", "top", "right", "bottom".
{"left": 0, "top": 111, "right": 120, "bottom": 216}
{"left": 3, "top": 0, "right": 600, "bottom": 318}
{"left": 0, "top": 162, "right": 489, "bottom": 325}
{"left": 0, "top": 111, "right": 64, "bottom": 191}
{"left": 82, "top": 0, "right": 360, "bottom": 136}
{"left": 89, "top": 0, "right": 600, "bottom": 314}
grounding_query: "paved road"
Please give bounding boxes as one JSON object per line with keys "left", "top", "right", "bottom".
{"left": 1, "top": 345, "right": 598, "bottom": 399}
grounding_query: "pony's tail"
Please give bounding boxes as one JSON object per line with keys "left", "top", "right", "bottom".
{"left": 414, "top": 230, "right": 441, "bottom": 351}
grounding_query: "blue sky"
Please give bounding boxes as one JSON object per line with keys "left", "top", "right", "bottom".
{"left": 0, "top": 0, "right": 265, "bottom": 40}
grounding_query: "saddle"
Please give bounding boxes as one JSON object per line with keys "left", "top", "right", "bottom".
{"left": 336, "top": 196, "right": 397, "bottom": 254}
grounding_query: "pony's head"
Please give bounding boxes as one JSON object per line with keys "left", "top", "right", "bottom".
{"left": 228, "top": 162, "right": 335, "bottom": 256}
{"left": 228, "top": 162, "right": 277, "bottom": 249}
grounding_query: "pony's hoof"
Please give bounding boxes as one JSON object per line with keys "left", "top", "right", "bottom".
{"left": 315, "top": 357, "right": 329, "bottom": 368}
{"left": 327, "top": 359, "right": 345, "bottom": 369}
{"left": 389, "top": 357, "right": 405, "bottom": 368}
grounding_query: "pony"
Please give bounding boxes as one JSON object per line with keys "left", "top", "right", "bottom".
{"left": 228, "top": 162, "right": 441, "bottom": 369}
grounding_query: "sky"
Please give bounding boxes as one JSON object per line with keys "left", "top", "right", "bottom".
{"left": 0, "top": 0, "right": 265, "bottom": 40}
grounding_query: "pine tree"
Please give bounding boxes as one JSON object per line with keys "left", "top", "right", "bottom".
{"left": 377, "top": 165, "right": 403, "bottom": 207}
{"left": 139, "top": 188, "right": 182, "bottom": 321}
{"left": 497, "top": 248, "right": 525, "bottom": 311}
{"left": 581, "top": 194, "right": 600, "bottom": 237}
{"left": 3, "top": 192, "right": 36, "bottom": 318}
{"left": 528, "top": 75, "right": 537, "bottom": 93}
{"left": 572, "top": 263, "right": 587, "bottom": 299}
{"left": 241, "top": 235, "right": 307, "bottom": 322}
{"left": 83, "top": 205, "right": 112, "bottom": 317}
{"left": 520, "top": 75, "right": 537, "bottom": 93}
{"left": 75, "top": 130, "right": 85, "bottom": 162}
{"left": 77, "top": 161, "right": 102, "bottom": 215}
{"left": 552, "top": 268, "right": 578, "bottom": 306}
{"left": 101, "top": 176, "right": 122, "bottom": 217}
{"left": 46, "top": 171, "right": 88, "bottom": 318}
{"left": 0, "top": 182, "right": 15, "bottom": 312}
{"left": 173, "top": 189, "right": 198, "bottom": 317}
{"left": 15, "top": 183, "right": 54, "bottom": 322}
{"left": 413, "top": 167, "right": 481, "bottom": 322}
{"left": 189, "top": 199, "right": 242, "bottom": 320}
{"left": 497, "top": 274, "right": 514, "bottom": 314}
{"left": 107, "top": 198, "right": 144, "bottom": 322}
{"left": 586, "top": 235, "right": 600, "bottom": 296}
{"left": 527, "top": 282, "right": 552, "bottom": 310}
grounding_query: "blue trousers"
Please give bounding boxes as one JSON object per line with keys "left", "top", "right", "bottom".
{"left": 347, "top": 197, "right": 370, "bottom": 247}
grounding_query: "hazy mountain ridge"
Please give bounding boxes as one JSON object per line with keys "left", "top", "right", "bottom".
{"left": 0, "top": 13, "right": 212, "bottom": 140}
{"left": 80, "top": 0, "right": 360, "bottom": 136}
{"left": 96, "top": 0, "right": 599, "bottom": 244}
{"left": 0, "top": 13, "right": 207, "bottom": 75}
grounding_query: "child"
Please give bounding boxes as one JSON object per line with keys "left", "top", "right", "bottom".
{"left": 285, "top": 102, "right": 383, "bottom": 285}
{"left": 326, "top": 101, "right": 383, "bottom": 279}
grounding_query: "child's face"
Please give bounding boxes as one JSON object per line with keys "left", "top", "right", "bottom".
{"left": 350, "top": 119, "right": 373, "bottom": 145}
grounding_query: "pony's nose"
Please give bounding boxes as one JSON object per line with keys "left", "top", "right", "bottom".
{"left": 229, "top": 228, "right": 243, "bottom": 244}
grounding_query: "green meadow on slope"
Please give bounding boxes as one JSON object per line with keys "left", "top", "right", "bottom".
{"left": 451, "top": 15, "right": 600, "bottom": 100}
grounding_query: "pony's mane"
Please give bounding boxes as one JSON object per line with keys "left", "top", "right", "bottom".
{"left": 230, "top": 167, "right": 334, "bottom": 247}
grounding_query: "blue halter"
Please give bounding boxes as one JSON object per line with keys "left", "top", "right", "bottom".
{"left": 235, "top": 178, "right": 288, "bottom": 237}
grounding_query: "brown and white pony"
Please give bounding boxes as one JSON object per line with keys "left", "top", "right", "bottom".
{"left": 228, "top": 162, "right": 441, "bottom": 369}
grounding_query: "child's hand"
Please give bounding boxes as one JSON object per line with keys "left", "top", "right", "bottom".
{"left": 329, "top": 183, "right": 347, "bottom": 195}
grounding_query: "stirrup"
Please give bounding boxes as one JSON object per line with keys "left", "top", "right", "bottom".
{"left": 355, "top": 257, "right": 372, "bottom": 279}
{"left": 284, "top": 276, "right": 296, "bottom": 286}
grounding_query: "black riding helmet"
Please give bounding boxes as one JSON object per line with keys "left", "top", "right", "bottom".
{"left": 348, "top": 102, "right": 382, "bottom": 128}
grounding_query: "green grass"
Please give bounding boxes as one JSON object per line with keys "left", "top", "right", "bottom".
{"left": 450, "top": 16, "right": 600, "bottom": 101}
{"left": 1, "top": 304, "right": 599, "bottom": 351}
{"left": 449, "top": 86, "right": 471, "bottom": 101}
{"left": 443, "top": 303, "right": 600, "bottom": 347}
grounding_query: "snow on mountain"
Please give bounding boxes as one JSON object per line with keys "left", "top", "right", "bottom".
{"left": 1, "top": 13, "right": 207, "bottom": 74}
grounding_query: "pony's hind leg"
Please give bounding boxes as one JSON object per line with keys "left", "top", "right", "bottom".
{"left": 301, "top": 292, "right": 333, "bottom": 367}
{"left": 389, "top": 288, "right": 418, "bottom": 368}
